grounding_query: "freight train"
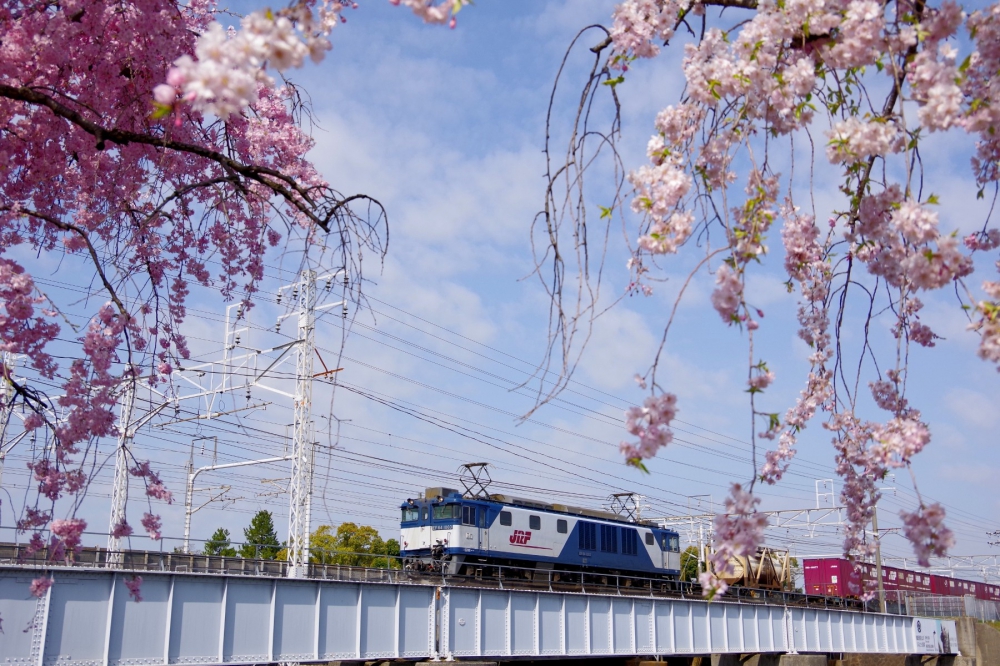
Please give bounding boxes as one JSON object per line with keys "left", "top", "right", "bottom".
{"left": 397, "top": 488, "right": 998, "bottom": 605}
{"left": 399, "top": 487, "right": 683, "bottom": 579}
{"left": 804, "top": 557, "right": 1000, "bottom": 602}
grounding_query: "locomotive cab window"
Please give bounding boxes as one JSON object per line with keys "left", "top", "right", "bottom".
{"left": 402, "top": 507, "right": 420, "bottom": 522}
{"left": 462, "top": 505, "right": 477, "bottom": 526}
{"left": 645, "top": 532, "right": 654, "bottom": 546}
{"left": 432, "top": 504, "right": 459, "bottom": 521}
{"left": 529, "top": 515, "right": 541, "bottom": 530}
{"left": 670, "top": 535, "right": 680, "bottom": 551}
{"left": 499, "top": 511, "right": 512, "bottom": 526}
{"left": 557, "top": 519, "right": 568, "bottom": 534}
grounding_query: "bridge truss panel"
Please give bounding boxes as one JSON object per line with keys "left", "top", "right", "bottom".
{"left": 439, "top": 587, "right": 915, "bottom": 661}
{"left": 1, "top": 567, "right": 922, "bottom": 666}
{"left": 0, "top": 570, "right": 436, "bottom": 666}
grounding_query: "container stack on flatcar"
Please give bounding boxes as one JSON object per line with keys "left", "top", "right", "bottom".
{"left": 804, "top": 557, "right": 1000, "bottom": 604}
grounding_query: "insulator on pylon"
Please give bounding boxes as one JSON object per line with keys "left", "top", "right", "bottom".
{"left": 292, "top": 288, "right": 299, "bottom": 299}
{"left": 236, "top": 305, "right": 244, "bottom": 319}
{"left": 325, "top": 278, "right": 332, "bottom": 291}
{"left": 343, "top": 274, "right": 349, "bottom": 287}
{"left": 342, "top": 305, "right": 348, "bottom": 318}
{"left": 234, "top": 334, "right": 241, "bottom": 346}
{"left": 276, "top": 292, "right": 282, "bottom": 305}
{"left": 275, "top": 321, "right": 281, "bottom": 333}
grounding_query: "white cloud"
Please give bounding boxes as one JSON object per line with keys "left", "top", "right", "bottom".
{"left": 944, "top": 387, "right": 1000, "bottom": 430}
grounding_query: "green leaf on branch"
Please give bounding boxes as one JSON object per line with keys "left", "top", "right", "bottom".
{"left": 603, "top": 75, "right": 625, "bottom": 88}
{"left": 151, "top": 103, "right": 172, "bottom": 120}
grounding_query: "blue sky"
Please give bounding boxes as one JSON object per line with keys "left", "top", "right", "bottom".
{"left": 3, "top": 0, "right": 999, "bottom": 574}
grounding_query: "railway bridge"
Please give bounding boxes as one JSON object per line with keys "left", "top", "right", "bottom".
{"left": 0, "top": 563, "right": 933, "bottom": 665}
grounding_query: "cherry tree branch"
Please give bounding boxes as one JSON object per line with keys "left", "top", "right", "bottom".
{"left": 1, "top": 206, "right": 128, "bottom": 320}
{"left": 0, "top": 84, "right": 343, "bottom": 232}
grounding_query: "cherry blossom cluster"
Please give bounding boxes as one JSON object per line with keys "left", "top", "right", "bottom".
{"left": 610, "top": 0, "right": 692, "bottom": 62}
{"left": 619, "top": 393, "right": 679, "bottom": 465}
{"left": 971, "top": 279, "right": 1000, "bottom": 368}
{"left": 125, "top": 576, "right": 144, "bottom": 602}
{"left": 390, "top": 0, "right": 471, "bottom": 28}
{"left": 758, "top": 209, "right": 833, "bottom": 484}
{"left": 605, "top": 0, "right": 1000, "bottom": 572}
{"left": 160, "top": 1, "right": 355, "bottom": 119}
{"left": 827, "top": 405, "right": 945, "bottom": 562}
{"left": 701, "top": 484, "right": 769, "bottom": 598}
{"left": 1, "top": 0, "right": 340, "bottom": 574}
{"left": 826, "top": 119, "right": 905, "bottom": 165}
{"left": 130, "top": 460, "right": 174, "bottom": 504}
{"left": 710, "top": 264, "right": 742, "bottom": 324}
{"left": 900, "top": 503, "right": 955, "bottom": 567}
{"left": 0, "top": 258, "right": 59, "bottom": 378}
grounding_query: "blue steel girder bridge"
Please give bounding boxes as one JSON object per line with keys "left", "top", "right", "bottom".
{"left": 0, "top": 563, "right": 921, "bottom": 664}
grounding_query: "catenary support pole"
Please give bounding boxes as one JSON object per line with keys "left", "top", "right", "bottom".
{"left": 107, "top": 379, "right": 136, "bottom": 565}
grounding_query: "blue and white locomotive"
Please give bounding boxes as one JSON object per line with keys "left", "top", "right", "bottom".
{"left": 399, "top": 487, "right": 682, "bottom": 579}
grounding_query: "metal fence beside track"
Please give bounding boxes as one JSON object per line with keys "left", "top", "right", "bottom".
{"left": 901, "top": 593, "right": 1000, "bottom": 622}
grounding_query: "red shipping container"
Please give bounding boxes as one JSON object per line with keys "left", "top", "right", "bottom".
{"left": 803, "top": 558, "right": 861, "bottom": 597}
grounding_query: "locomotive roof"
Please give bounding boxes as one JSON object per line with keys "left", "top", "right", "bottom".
{"left": 416, "top": 486, "right": 661, "bottom": 528}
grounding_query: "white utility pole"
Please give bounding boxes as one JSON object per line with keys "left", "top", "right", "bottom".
{"left": 107, "top": 379, "right": 136, "bottom": 565}
{"left": 106, "top": 378, "right": 169, "bottom": 564}
{"left": 0, "top": 352, "right": 18, "bottom": 490}
{"left": 868, "top": 475, "right": 895, "bottom": 614}
{"left": 280, "top": 269, "right": 345, "bottom": 578}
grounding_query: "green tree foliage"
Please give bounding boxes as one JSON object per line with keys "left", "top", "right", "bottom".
{"left": 680, "top": 545, "right": 700, "bottom": 582}
{"left": 239, "top": 510, "right": 282, "bottom": 560}
{"left": 309, "top": 523, "right": 399, "bottom": 568}
{"left": 204, "top": 527, "right": 237, "bottom": 557}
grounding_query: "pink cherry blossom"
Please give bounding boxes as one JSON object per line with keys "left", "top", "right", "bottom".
{"left": 900, "top": 503, "right": 955, "bottom": 567}
{"left": 125, "top": 576, "right": 144, "bottom": 602}
{"left": 29, "top": 577, "right": 53, "bottom": 598}
{"left": 50, "top": 518, "right": 87, "bottom": 561}
{"left": 702, "top": 484, "right": 768, "bottom": 598}
{"left": 141, "top": 513, "right": 163, "bottom": 541}
{"left": 710, "top": 264, "right": 742, "bottom": 323}
{"left": 747, "top": 370, "right": 774, "bottom": 392}
{"left": 620, "top": 392, "right": 678, "bottom": 464}
{"left": 826, "top": 119, "right": 904, "bottom": 165}
{"left": 391, "top": 0, "right": 470, "bottom": 28}
{"left": 594, "top": 0, "right": 994, "bottom": 571}
{"left": 111, "top": 521, "right": 134, "bottom": 539}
